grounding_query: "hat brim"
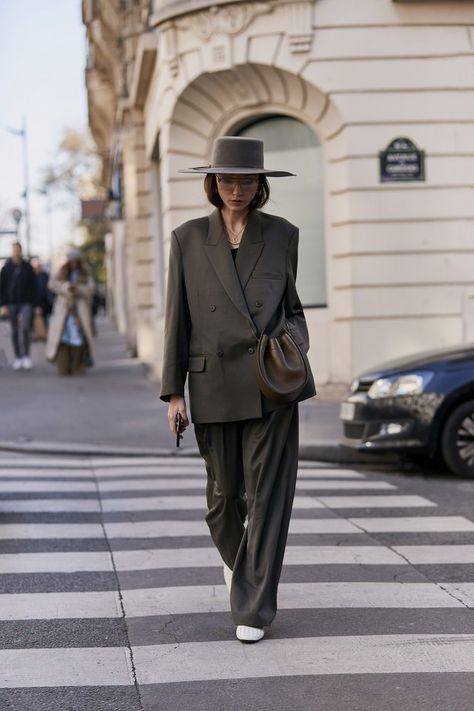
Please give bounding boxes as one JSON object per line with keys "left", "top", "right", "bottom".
{"left": 179, "top": 167, "right": 295, "bottom": 177}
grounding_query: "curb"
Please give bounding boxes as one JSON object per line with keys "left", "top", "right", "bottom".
{"left": 298, "top": 441, "right": 401, "bottom": 465}
{"left": 0, "top": 440, "right": 198, "bottom": 458}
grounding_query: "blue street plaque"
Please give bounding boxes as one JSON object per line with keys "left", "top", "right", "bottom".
{"left": 379, "top": 137, "right": 425, "bottom": 182}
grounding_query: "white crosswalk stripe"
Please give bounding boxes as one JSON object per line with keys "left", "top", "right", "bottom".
{"left": 0, "top": 545, "right": 409, "bottom": 574}
{"left": 0, "top": 494, "right": 324, "bottom": 512}
{"left": 0, "top": 523, "right": 104, "bottom": 539}
{"left": 0, "top": 591, "right": 121, "bottom": 621}
{"left": 349, "top": 516, "right": 474, "bottom": 532}
{"left": 0, "top": 647, "right": 133, "bottom": 688}
{"left": 112, "top": 545, "right": 408, "bottom": 571}
{"left": 0, "top": 551, "right": 114, "bottom": 574}
{"left": 121, "top": 582, "right": 464, "bottom": 617}
{"left": 1, "top": 454, "right": 474, "bottom": 701}
{"left": 316, "top": 495, "right": 437, "bottom": 508}
{"left": 393, "top": 544, "right": 474, "bottom": 564}
{"left": 95, "top": 478, "right": 394, "bottom": 492}
{"left": 132, "top": 634, "right": 474, "bottom": 684}
{"left": 0, "top": 480, "right": 97, "bottom": 493}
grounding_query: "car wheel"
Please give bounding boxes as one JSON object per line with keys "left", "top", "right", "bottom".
{"left": 441, "top": 400, "right": 474, "bottom": 478}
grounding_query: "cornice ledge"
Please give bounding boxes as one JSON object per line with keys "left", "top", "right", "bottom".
{"left": 130, "top": 31, "right": 158, "bottom": 109}
{"left": 149, "top": 0, "right": 251, "bottom": 28}
{"left": 179, "top": 2, "right": 274, "bottom": 43}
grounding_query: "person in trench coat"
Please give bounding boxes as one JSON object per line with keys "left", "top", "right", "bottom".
{"left": 161, "top": 136, "right": 316, "bottom": 643}
{"left": 46, "top": 249, "right": 95, "bottom": 375}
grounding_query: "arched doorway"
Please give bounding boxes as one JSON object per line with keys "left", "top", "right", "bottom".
{"left": 238, "top": 116, "right": 326, "bottom": 307}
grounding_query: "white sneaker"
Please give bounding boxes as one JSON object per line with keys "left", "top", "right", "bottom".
{"left": 12, "top": 358, "right": 22, "bottom": 371}
{"left": 236, "top": 625, "right": 265, "bottom": 643}
{"left": 21, "top": 356, "right": 32, "bottom": 370}
{"left": 223, "top": 563, "right": 233, "bottom": 592}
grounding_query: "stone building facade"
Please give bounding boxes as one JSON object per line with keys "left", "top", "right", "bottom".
{"left": 83, "top": 0, "right": 474, "bottom": 384}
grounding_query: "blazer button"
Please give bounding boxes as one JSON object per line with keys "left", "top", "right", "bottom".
{"left": 217, "top": 351, "right": 224, "bottom": 357}
{"left": 255, "top": 301, "right": 263, "bottom": 308}
{"left": 247, "top": 347, "right": 255, "bottom": 354}
{"left": 209, "top": 305, "right": 216, "bottom": 312}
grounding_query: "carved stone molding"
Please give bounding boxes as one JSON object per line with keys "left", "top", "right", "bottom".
{"left": 161, "top": 21, "right": 180, "bottom": 77}
{"left": 287, "top": 1, "right": 313, "bottom": 54}
{"left": 185, "top": 2, "right": 272, "bottom": 43}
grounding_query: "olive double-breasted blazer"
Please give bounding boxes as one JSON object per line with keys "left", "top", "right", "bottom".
{"left": 160, "top": 208, "right": 316, "bottom": 423}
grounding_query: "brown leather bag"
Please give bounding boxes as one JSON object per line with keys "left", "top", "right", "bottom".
{"left": 256, "top": 328, "right": 309, "bottom": 403}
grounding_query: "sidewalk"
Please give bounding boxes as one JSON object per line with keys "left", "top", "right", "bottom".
{"left": 0, "top": 316, "right": 395, "bottom": 464}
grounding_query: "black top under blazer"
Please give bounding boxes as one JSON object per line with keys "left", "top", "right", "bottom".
{"left": 160, "top": 208, "right": 316, "bottom": 423}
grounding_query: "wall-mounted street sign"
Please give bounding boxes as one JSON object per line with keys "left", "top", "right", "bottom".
{"left": 379, "top": 137, "right": 425, "bottom": 182}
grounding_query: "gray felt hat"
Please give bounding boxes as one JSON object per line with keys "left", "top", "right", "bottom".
{"left": 180, "top": 136, "right": 295, "bottom": 177}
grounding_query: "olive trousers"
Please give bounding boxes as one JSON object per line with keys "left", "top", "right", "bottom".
{"left": 194, "top": 404, "right": 298, "bottom": 628}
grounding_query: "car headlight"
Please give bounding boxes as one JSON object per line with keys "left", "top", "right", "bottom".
{"left": 350, "top": 378, "right": 359, "bottom": 394}
{"left": 368, "top": 371, "right": 434, "bottom": 399}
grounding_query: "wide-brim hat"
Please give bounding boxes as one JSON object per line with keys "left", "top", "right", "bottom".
{"left": 179, "top": 136, "right": 295, "bottom": 177}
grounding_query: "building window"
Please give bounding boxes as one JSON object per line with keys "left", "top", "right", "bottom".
{"left": 238, "top": 116, "right": 326, "bottom": 307}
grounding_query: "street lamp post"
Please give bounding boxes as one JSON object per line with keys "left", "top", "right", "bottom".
{"left": 12, "top": 208, "right": 23, "bottom": 240}
{"left": 37, "top": 188, "right": 53, "bottom": 258}
{"left": 0, "top": 118, "right": 32, "bottom": 257}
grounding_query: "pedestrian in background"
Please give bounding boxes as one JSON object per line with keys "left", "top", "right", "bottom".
{"left": 46, "top": 249, "right": 95, "bottom": 376}
{"left": 161, "top": 136, "right": 315, "bottom": 643}
{"left": 0, "top": 241, "right": 36, "bottom": 371}
{"left": 31, "top": 257, "right": 53, "bottom": 340}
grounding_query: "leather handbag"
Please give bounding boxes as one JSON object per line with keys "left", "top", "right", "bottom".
{"left": 256, "top": 327, "right": 309, "bottom": 403}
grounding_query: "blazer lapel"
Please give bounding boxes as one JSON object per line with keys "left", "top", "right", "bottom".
{"left": 235, "top": 209, "right": 264, "bottom": 290}
{"left": 204, "top": 210, "right": 256, "bottom": 331}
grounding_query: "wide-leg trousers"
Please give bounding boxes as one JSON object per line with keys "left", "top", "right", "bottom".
{"left": 194, "top": 404, "right": 299, "bottom": 628}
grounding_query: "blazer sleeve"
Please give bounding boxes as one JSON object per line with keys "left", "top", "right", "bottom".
{"left": 284, "top": 228, "right": 310, "bottom": 353}
{"left": 160, "top": 231, "right": 191, "bottom": 402}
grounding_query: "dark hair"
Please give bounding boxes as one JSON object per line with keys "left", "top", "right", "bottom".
{"left": 11, "top": 241, "right": 22, "bottom": 250}
{"left": 204, "top": 174, "right": 270, "bottom": 210}
{"left": 57, "top": 261, "right": 89, "bottom": 283}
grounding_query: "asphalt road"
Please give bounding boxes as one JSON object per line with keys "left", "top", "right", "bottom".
{"left": 1, "top": 453, "right": 474, "bottom": 710}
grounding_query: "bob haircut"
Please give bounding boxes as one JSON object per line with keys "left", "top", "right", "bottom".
{"left": 204, "top": 174, "right": 270, "bottom": 210}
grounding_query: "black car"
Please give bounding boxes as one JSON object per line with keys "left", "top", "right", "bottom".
{"left": 340, "top": 343, "right": 474, "bottom": 478}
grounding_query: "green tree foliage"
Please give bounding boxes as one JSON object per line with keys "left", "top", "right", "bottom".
{"left": 79, "top": 219, "right": 107, "bottom": 285}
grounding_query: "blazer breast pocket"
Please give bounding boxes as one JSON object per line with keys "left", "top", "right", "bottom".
{"left": 252, "top": 271, "right": 283, "bottom": 280}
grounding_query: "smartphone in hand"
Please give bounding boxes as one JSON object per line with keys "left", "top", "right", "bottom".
{"left": 175, "top": 413, "right": 183, "bottom": 448}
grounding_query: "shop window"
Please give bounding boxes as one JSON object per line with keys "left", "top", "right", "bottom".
{"left": 238, "top": 116, "right": 326, "bottom": 307}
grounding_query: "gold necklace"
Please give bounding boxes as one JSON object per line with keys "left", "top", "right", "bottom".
{"left": 225, "top": 222, "right": 246, "bottom": 245}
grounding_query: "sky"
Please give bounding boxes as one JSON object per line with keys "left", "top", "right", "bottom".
{"left": 0, "top": 0, "right": 88, "bottom": 259}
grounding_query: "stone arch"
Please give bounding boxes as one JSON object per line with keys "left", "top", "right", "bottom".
{"left": 161, "top": 63, "right": 344, "bottom": 231}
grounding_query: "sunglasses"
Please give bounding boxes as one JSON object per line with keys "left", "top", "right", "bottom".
{"left": 217, "top": 175, "right": 259, "bottom": 190}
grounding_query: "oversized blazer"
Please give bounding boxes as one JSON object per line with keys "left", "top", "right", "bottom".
{"left": 160, "top": 208, "right": 316, "bottom": 423}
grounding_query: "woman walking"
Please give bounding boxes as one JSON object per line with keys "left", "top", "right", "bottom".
{"left": 46, "top": 249, "right": 95, "bottom": 376}
{"left": 161, "top": 136, "right": 315, "bottom": 642}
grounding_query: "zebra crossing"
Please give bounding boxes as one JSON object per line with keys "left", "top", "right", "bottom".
{"left": 1, "top": 454, "right": 474, "bottom": 710}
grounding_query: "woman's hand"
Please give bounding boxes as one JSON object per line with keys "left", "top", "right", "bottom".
{"left": 168, "top": 395, "right": 189, "bottom": 435}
